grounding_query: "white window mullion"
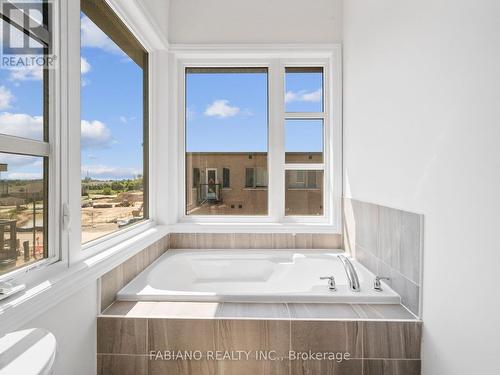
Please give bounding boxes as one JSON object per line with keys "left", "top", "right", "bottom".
{"left": 268, "top": 60, "right": 285, "bottom": 222}
{"left": 67, "top": 0, "right": 82, "bottom": 264}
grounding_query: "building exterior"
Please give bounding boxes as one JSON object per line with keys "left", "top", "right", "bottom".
{"left": 186, "top": 152, "right": 323, "bottom": 216}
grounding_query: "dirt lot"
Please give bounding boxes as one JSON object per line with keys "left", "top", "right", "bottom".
{"left": 81, "top": 191, "right": 144, "bottom": 243}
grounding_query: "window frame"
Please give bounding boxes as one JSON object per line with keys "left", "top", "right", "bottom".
{"left": 0, "top": 0, "right": 62, "bottom": 282}
{"left": 73, "top": 0, "right": 156, "bottom": 262}
{"left": 79, "top": 0, "right": 151, "bottom": 249}
{"left": 174, "top": 49, "right": 342, "bottom": 231}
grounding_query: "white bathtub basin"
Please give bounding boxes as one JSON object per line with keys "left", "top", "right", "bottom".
{"left": 117, "top": 250, "right": 400, "bottom": 304}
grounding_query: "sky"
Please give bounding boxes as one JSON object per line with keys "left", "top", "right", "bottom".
{"left": 0, "top": 15, "right": 144, "bottom": 181}
{"left": 0, "top": 15, "right": 323, "bottom": 182}
{"left": 186, "top": 69, "right": 324, "bottom": 153}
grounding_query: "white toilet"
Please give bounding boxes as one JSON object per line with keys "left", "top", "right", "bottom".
{"left": 0, "top": 329, "right": 57, "bottom": 375}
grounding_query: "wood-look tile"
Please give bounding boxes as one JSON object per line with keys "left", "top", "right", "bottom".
{"left": 219, "top": 359, "right": 289, "bottom": 375}
{"left": 342, "top": 198, "right": 356, "bottom": 255}
{"left": 97, "top": 355, "right": 147, "bottom": 375}
{"left": 356, "top": 246, "right": 379, "bottom": 276}
{"left": 351, "top": 304, "right": 417, "bottom": 320}
{"left": 291, "top": 321, "right": 362, "bottom": 358}
{"left": 291, "top": 358, "right": 362, "bottom": 375}
{"left": 170, "top": 233, "right": 197, "bottom": 249}
{"left": 363, "top": 359, "right": 421, "bottom": 375}
{"left": 216, "top": 303, "right": 289, "bottom": 319}
{"left": 102, "top": 301, "right": 157, "bottom": 317}
{"left": 149, "top": 319, "right": 218, "bottom": 352}
{"left": 377, "top": 206, "right": 402, "bottom": 269}
{"left": 249, "top": 233, "right": 274, "bottom": 249}
{"left": 390, "top": 272, "right": 420, "bottom": 316}
{"left": 150, "top": 359, "right": 217, "bottom": 375}
{"left": 311, "top": 233, "right": 342, "bottom": 249}
{"left": 149, "top": 302, "right": 221, "bottom": 318}
{"left": 123, "top": 251, "right": 148, "bottom": 285}
{"left": 363, "top": 321, "right": 421, "bottom": 359}
{"left": 352, "top": 200, "right": 379, "bottom": 256}
{"left": 97, "top": 317, "right": 147, "bottom": 354}
{"left": 272, "top": 233, "right": 296, "bottom": 249}
{"left": 161, "top": 234, "right": 170, "bottom": 252}
{"left": 146, "top": 241, "right": 161, "bottom": 266}
{"left": 100, "top": 266, "right": 124, "bottom": 312}
{"left": 196, "top": 233, "right": 235, "bottom": 249}
{"left": 400, "top": 211, "right": 422, "bottom": 284}
{"left": 287, "top": 303, "right": 359, "bottom": 320}
{"left": 294, "top": 234, "right": 313, "bottom": 249}
{"left": 233, "top": 233, "right": 251, "bottom": 248}
{"left": 218, "top": 319, "right": 290, "bottom": 357}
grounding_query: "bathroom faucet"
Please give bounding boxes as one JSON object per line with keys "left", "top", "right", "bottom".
{"left": 373, "top": 276, "right": 391, "bottom": 292}
{"left": 338, "top": 255, "right": 361, "bottom": 292}
{"left": 320, "top": 276, "right": 336, "bottom": 291}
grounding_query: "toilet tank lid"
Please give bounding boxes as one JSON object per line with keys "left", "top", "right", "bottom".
{"left": 0, "top": 328, "right": 57, "bottom": 375}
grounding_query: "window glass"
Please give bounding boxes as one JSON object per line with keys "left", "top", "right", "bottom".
{"left": 285, "top": 67, "right": 323, "bottom": 113}
{"left": 0, "top": 154, "right": 47, "bottom": 274}
{"left": 185, "top": 68, "right": 268, "bottom": 216}
{"left": 285, "top": 170, "right": 323, "bottom": 216}
{"left": 285, "top": 119, "right": 323, "bottom": 163}
{"left": 0, "top": 4, "right": 51, "bottom": 276}
{"left": 222, "top": 168, "right": 230, "bottom": 188}
{"left": 81, "top": 0, "right": 148, "bottom": 243}
{"left": 0, "top": 20, "right": 44, "bottom": 141}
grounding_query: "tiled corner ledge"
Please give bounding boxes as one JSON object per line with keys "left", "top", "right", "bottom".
{"left": 0, "top": 225, "right": 169, "bottom": 334}
{"left": 102, "top": 301, "right": 418, "bottom": 321}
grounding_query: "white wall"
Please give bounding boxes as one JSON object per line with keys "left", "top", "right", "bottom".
{"left": 22, "top": 282, "right": 98, "bottom": 375}
{"left": 168, "top": 0, "right": 342, "bottom": 44}
{"left": 342, "top": 1, "right": 500, "bottom": 374}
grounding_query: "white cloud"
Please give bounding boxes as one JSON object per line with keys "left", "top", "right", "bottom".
{"left": 81, "top": 16, "right": 122, "bottom": 55}
{"left": 204, "top": 100, "right": 240, "bottom": 118}
{"left": 285, "top": 88, "right": 322, "bottom": 103}
{"left": 0, "top": 87, "right": 14, "bottom": 110}
{"left": 81, "top": 120, "right": 112, "bottom": 149}
{"left": 0, "top": 112, "right": 43, "bottom": 140}
{"left": 9, "top": 65, "right": 44, "bottom": 81}
{"left": 81, "top": 57, "right": 91, "bottom": 74}
{"left": 81, "top": 165, "right": 140, "bottom": 180}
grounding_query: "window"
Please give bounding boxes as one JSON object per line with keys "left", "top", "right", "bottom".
{"left": 179, "top": 53, "right": 340, "bottom": 227}
{"left": 80, "top": 0, "right": 149, "bottom": 244}
{"left": 245, "top": 167, "right": 268, "bottom": 189}
{"left": 284, "top": 67, "right": 325, "bottom": 216}
{"left": 285, "top": 170, "right": 324, "bottom": 215}
{"left": 0, "top": 7, "right": 52, "bottom": 276}
{"left": 285, "top": 67, "right": 323, "bottom": 113}
{"left": 222, "top": 168, "right": 230, "bottom": 188}
{"left": 185, "top": 68, "right": 268, "bottom": 216}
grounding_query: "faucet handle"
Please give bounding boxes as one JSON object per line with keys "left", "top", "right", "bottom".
{"left": 374, "top": 276, "right": 390, "bottom": 292}
{"left": 320, "top": 276, "right": 336, "bottom": 291}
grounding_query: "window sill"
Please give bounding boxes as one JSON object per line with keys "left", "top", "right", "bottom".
{"left": 0, "top": 224, "right": 169, "bottom": 333}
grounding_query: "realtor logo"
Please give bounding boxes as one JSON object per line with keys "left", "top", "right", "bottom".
{"left": 1, "top": 1, "right": 56, "bottom": 68}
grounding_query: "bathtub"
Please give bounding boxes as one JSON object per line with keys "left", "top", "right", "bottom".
{"left": 117, "top": 250, "right": 400, "bottom": 304}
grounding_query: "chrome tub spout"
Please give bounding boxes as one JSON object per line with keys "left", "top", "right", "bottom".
{"left": 338, "top": 255, "right": 361, "bottom": 292}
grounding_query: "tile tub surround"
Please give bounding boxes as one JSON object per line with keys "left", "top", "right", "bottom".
{"left": 343, "top": 199, "right": 423, "bottom": 316}
{"left": 169, "top": 232, "right": 342, "bottom": 249}
{"left": 97, "top": 302, "right": 421, "bottom": 375}
{"left": 100, "top": 235, "right": 170, "bottom": 312}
